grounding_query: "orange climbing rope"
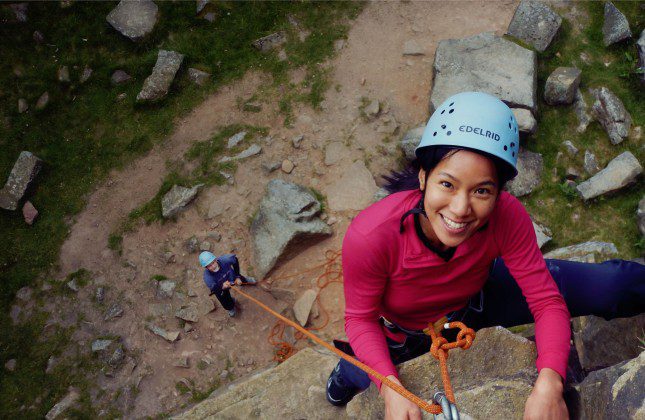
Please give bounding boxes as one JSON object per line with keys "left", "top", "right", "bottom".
{"left": 231, "top": 256, "right": 476, "bottom": 415}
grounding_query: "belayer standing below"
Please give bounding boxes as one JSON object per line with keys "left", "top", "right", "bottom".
{"left": 199, "top": 251, "right": 256, "bottom": 317}
{"left": 325, "top": 91, "right": 645, "bottom": 419}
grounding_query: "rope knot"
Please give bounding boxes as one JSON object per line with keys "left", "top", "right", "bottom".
{"left": 456, "top": 327, "right": 476, "bottom": 350}
{"left": 430, "top": 336, "right": 448, "bottom": 359}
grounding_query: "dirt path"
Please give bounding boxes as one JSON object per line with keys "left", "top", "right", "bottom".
{"left": 53, "top": 1, "right": 518, "bottom": 416}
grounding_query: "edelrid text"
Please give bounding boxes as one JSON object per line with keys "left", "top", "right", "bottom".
{"left": 459, "top": 125, "right": 500, "bottom": 141}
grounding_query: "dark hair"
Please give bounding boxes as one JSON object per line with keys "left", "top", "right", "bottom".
{"left": 383, "top": 146, "right": 513, "bottom": 194}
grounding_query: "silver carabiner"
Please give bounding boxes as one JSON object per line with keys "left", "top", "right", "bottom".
{"left": 432, "top": 392, "right": 460, "bottom": 420}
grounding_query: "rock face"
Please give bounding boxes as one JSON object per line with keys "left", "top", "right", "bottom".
{"left": 602, "top": 2, "right": 632, "bottom": 46}
{"left": 431, "top": 32, "right": 537, "bottom": 114}
{"left": 137, "top": 50, "right": 184, "bottom": 103}
{"left": 106, "top": 0, "right": 159, "bottom": 41}
{"left": 576, "top": 151, "right": 642, "bottom": 201}
{"left": 544, "top": 67, "right": 581, "bottom": 105}
{"left": 400, "top": 125, "right": 424, "bottom": 161}
{"left": 161, "top": 184, "right": 201, "bottom": 218}
{"left": 543, "top": 241, "right": 618, "bottom": 263}
{"left": 325, "top": 161, "right": 378, "bottom": 211}
{"left": 174, "top": 348, "right": 342, "bottom": 419}
{"left": 505, "top": 148, "right": 543, "bottom": 197}
{"left": 507, "top": 0, "right": 562, "bottom": 52}
{"left": 348, "top": 327, "right": 538, "bottom": 419}
{"left": 591, "top": 87, "right": 632, "bottom": 145}
{"left": 573, "top": 314, "right": 645, "bottom": 372}
{"left": 0, "top": 151, "right": 43, "bottom": 211}
{"left": 574, "top": 351, "right": 644, "bottom": 419}
{"left": 250, "top": 180, "right": 332, "bottom": 279}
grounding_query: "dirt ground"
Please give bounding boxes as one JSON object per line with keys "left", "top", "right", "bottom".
{"left": 50, "top": 1, "right": 519, "bottom": 417}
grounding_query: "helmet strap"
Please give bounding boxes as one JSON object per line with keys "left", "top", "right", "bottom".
{"left": 400, "top": 197, "right": 427, "bottom": 233}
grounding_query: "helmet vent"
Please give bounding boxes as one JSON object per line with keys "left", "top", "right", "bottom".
{"left": 449, "top": 102, "right": 454, "bottom": 106}
{"left": 508, "top": 123, "right": 512, "bottom": 129}
{"left": 447, "top": 131, "right": 452, "bottom": 136}
{"left": 441, "top": 124, "right": 446, "bottom": 129}
{"left": 433, "top": 131, "right": 437, "bottom": 136}
{"left": 510, "top": 142, "right": 515, "bottom": 147}
{"left": 449, "top": 109, "right": 454, "bottom": 114}
{"left": 441, "top": 110, "right": 445, "bottom": 115}
{"left": 512, "top": 151, "right": 515, "bottom": 157}
{"left": 503, "top": 145, "right": 508, "bottom": 151}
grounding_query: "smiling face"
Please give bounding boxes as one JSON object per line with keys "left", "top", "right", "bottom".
{"left": 417, "top": 149, "right": 499, "bottom": 251}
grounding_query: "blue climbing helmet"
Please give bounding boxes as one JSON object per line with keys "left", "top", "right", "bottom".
{"left": 416, "top": 91, "right": 520, "bottom": 178}
{"left": 199, "top": 251, "right": 217, "bottom": 268}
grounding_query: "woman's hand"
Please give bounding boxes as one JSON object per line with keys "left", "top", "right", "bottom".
{"left": 523, "top": 368, "right": 568, "bottom": 420}
{"left": 380, "top": 375, "right": 422, "bottom": 420}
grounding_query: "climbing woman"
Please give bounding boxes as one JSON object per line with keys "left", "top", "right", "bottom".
{"left": 325, "top": 92, "right": 645, "bottom": 419}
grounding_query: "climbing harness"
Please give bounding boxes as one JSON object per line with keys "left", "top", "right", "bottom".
{"left": 228, "top": 251, "right": 476, "bottom": 417}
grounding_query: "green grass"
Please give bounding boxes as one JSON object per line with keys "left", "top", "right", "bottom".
{"left": 0, "top": 2, "right": 364, "bottom": 417}
{"left": 150, "top": 274, "right": 168, "bottom": 282}
{"left": 520, "top": 1, "right": 644, "bottom": 257}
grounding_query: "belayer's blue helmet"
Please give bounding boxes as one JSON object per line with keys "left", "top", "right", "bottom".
{"left": 416, "top": 91, "right": 520, "bottom": 179}
{"left": 199, "top": 251, "right": 216, "bottom": 268}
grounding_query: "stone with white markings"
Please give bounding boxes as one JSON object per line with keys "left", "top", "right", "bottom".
{"left": 251, "top": 32, "right": 286, "bottom": 52}
{"left": 583, "top": 150, "right": 600, "bottom": 175}
{"left": 188, "top": 68, "right": 210, "bottom": 86}
{"left": 106, "top": 0, "right": 159, "bottom": 42}
{"left": 431, "top": 32, "right": 537, "bottom": 114}
{"left": 137, "top": 50, "right": 184, "bottom": 102}
{"left": 576, "top": 152, "right": 642, "bottom": 201}
{"left": 0, "top": 151, "right": 42, "bottom": 211}
{"left": 543, "top": 241, "right": 618, "bottom": 263}
{"left": 157, "top": 280, "right": 176, "bottom": 299}
{"left": 573, "top": 89, "right": 592, "bottom": 133}
{"left": 507, "top": 0, "right": 562, "bottom": 52}
{"left": 505, "top": 149, "right": 543, "bottom": 197}
{"left": 227, "top": 131, "right": 246, "bottom": 149}
{"left": 104, "top": 303, "right": 124, "bottom": 321}
{"left": 602, "top": 2, "right": 632, "bottom": 46}
{"left": 591, "top": 87, "right": 631, "bottom": 145}
{"left": 161, "top": 184, "right": 201, "bottom": 218}
{"left": 544, "top": 67, "right": 581, "bottom": 105}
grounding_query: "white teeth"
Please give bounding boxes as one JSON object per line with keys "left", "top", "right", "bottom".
{"left": 442, "top": 215, "right": 467, "bottom": 229}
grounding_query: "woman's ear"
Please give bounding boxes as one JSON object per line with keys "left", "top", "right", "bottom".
{"left": 418, "top": 168, "right": 426, "bottom": 191}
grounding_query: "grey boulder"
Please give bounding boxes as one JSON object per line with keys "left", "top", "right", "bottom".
{"left": 576, "top": 151, "right": 641, "bottom": 201}
{"left": 512, "top": 108, "right": 537, "bottom": 135}
{"left": 583, "top": 150, "right": 600, "bottom": 176}
{"left": 574, "top": 351, "right": 645, "bottom": 419}
{"left": 591, "top": 87, "right": 632, "bottom": 145}
{"left": 507, "top": 0, "right": 562, "bottom": 52}
{"left": 602, "top": 2, "right": 632, "bottom": 46}
{"left": 431, "top": 32, "right": 537, "bottom": 114}
{"left": 250, "top": 180, "right": 332, "bottom": 279}
{"left": 573, "top": 314, "right": 645, "bottom": 372}
{"left": 543, "top": 241, "right": 618, "bottom": 263}
{"left": 0, "top": 151, "right": 43, "bottom": 211}
{"left": 348, "top": 327, "right": 538, "bottom": 419}
{"left": 573, "top": 89, "right": 592, "bottom": 133}
{"left": 544, "top": 67, "right": 581, "bottom": 105}
{"left": 505, "top": 148, "right": 543, "bottom": 197}
{"left": 137, "top": 50, "right": 184, "bottom": 103}
{"left": 106, "top": 0, "right": 159, "bottom": 42}
{"left": 161, "top": 184, "right": 201, "bottom": 218}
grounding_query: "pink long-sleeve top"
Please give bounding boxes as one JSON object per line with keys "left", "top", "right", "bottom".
{"left": 343, "top": 189, "right": 570, "bottom": 388}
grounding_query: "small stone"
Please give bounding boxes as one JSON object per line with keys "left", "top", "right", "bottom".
{"left": 5, "top": 359, "right": 17, "bottom": 372}
{"left": 583, "top": 150, "right": 600, "bottom": 175}
{"left": 108, "top": 347, "right": 125, "bottom": 367}
{"left": 116, "top": 92, "right": 127, "bottom": 102}
{"left": 227, "top": 131, "right": 247, "bottom": 149}
{"left": 262, "top": 161, "right": 281, "bottom": 174}
{"left": 185, "top": 236, "right": 199, "bottom": 253}
{"left": 79, "top": 66, "right": 92, "bottom": 84}
{"left": 511, "top": 108, "right": 537, "bottom": 135}
{"left": 173, "top": 356, "right": 190, "bottom": 368}
{"left": 327, "top": 217, "right": 338, "bottom": 226}
{"left": 281, "top": 159, "right": 294, "bottom": 174}
{"left": 18, "top": 98, "right": 28, "bottom": 113}
{"left": 200, "top": 241, "right": 212, "bottom": 252}
{"left": 46, "top": 356, "right": 56, "bottom": 374}
{"left": 111, "top": 70, "right": 132, "bottom": 86}
{"left": 242, "top": 101, "right": 262, "bottom": 112}
{"left": 104, "top": 303, "right": 124, "bottom": 321}
{"left": 544, "top": 67, "right": 581, "bottom": 105}
{"left": 33, "top": 30, "right": 44, "bottom": 44}
{"left": 207, "top": 231, "right": 222, "bottom": 242}
{"left": 91, "top": 339, "right": 113, "bottom": 353}
{"left": 183, "top": 323, "right": 194, "bottom": 333}
{"left": 175, "top": 305, "right": 199, "bottom": 323}
{"left": 15, "top": 286, "right": 32, "bottom": 302}
{"left": 251, "top": 31, "right": 286, "bottom": 52}
{"left": 146, "top": 323, "right": 180, "bottom": 342}
{"left": 66, "top": 279, "right": 79, "bottom": 292}
{"left": 277, "top": 49, "right": 288, "bottom": 61}
{"left": 576, "top": 151, "right": 642, "bottom": 201}
{"left": 157, "top": 280, "right": 176, "bottom": 299}
{"left": 45, "top": 388, "right": 80, "bottom": 420}
{"left": 93, "top": 286, "right": 106, "bottom": 304}
{"left": 334, "top": 39, "right": 345, "bottom": 52}
{"left": 364, "top": 99, "right": 380, "bottom": 118}
{"left": 22, "top": 201, "right": 38, "bottom": 225}
{"left": 188, "top": 68, "right": 210, "bottom": 86}
{"left": 562, "top": 140, "right": 578, "bottom": 156}
{"left": 219, "top": 369, "right": 229, "bottom": 379}
{"left": 292, "top": 134, "right": 304, "bottom": 149}
{"left": 161, "top": 251, "right": 175, "bottom": 264}
{"left": 565, "top": 167, "right": 581, "bottom": 180}
{"left": 35, "top": 92, "right": 49, "bottom": 110}
{"left": 57, "top": 66, "right": 70, "bottom": 83}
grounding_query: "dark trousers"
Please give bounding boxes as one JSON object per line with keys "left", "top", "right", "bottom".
{"left": 335, "top": 258, "right": 645, "bottom": 390}
{"left": 212, "top": 260, "right": 247, "bottom": 311}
